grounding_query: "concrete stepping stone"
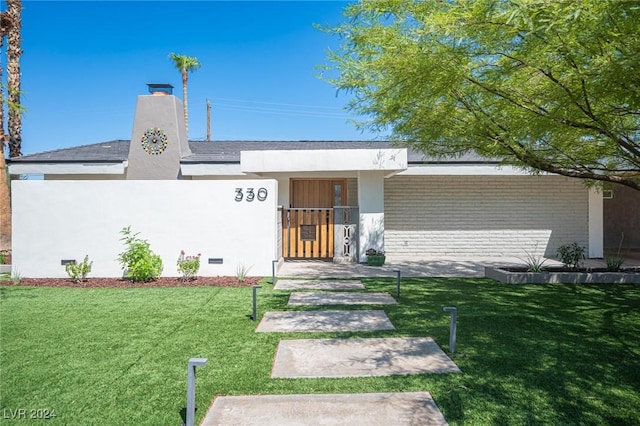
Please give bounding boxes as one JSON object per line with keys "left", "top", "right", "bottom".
{"left": 201, "top": 392, "right": 448, "bottom": 426}
{"left": 271, "top": 337, "right": 461, "bottom": 378}
{"left": 274, "top": 279, "right": 364, "bottom": 290}
{"left": 288, "top": 291, "right": 397, "bottom": 306}
{"left": 255, "top": 310, "right": 395, "bottom": 333}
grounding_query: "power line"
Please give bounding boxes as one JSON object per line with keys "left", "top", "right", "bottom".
{"left": 210, "top": 97, "right": 345, "bottom": 110}
{"left": 211, "top": 103, "right": 350, "bottom": 119}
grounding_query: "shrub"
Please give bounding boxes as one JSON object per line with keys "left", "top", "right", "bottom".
{"left": 606, "top": 232, "right": 625, "bottom": 272}
{"left": 520, "top": 248, "right": 547, "bottom": 272}
{"left": 605, "top": 256, "right": 624, "bottom": 272}
{"left": 557, "top": 242, "right": 586, "bottom": 270}
{"left": 117, "top": 226, "right": 163, "bottom": 282}
{"left": 65, "top": 255, "right": 93, "bottom": 283}
{"left": 177, "top": 251, "right": 201, "bottom": 281}
{"left": 235, "top": 264, "right": 252, "bottom": 283}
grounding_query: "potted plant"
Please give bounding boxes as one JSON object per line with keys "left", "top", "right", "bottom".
{"left": 366, "top": 248, "right": 386, "bottom": 266}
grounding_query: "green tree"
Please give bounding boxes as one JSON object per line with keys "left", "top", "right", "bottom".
{"left": 168, "top": 52, "right": 200, "bottom": 138}
{"left": 324, "top": 0, "right": 640, "bottom": 190}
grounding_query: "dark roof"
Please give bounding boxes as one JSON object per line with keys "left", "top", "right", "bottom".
{"left": 10, "top": 140, "right": 497, "bottom": 164}
{"left": 10, "top": 140, "right": 131, "bottom": 163}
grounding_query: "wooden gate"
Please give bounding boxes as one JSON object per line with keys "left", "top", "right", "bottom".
{"left": 283, "top": 208, "right": 334, "bottom": 259}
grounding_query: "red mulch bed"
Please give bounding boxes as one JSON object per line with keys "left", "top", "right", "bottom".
{"left": 0, "top": 276, "right": 263, "bottom": 288}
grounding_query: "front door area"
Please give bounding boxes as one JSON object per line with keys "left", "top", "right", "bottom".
{"left": 282, "top": 179, "right": 347, "bottom": 260}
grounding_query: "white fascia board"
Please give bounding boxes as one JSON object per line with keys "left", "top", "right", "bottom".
{"left": 398, "top": 164, "right": 534, "bottom": 176}
{"left": 181, "top": 163, "right": 247, "bottom": 176}
{"left": 8, "top": 162, "right": 126, "bottom": 175}
{"left": 241, "top": 149, "right": 408, "bottom": 173}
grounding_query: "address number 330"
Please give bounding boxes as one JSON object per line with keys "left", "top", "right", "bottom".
{"left": 235, "top": 187, "right": 268, "bottom": 202}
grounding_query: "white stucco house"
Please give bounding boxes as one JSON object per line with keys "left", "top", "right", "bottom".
{"left": 8, "top": 85, "right": 604, "bottom": 278}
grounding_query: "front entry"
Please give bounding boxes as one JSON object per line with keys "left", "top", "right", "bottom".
{"left": 282, "top": 208, "right": 334, "bottom": 259}
{"left": 283, "top": 179, "right": 347, "bottom": 260}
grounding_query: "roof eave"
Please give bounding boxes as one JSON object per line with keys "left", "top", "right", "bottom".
{"left": 8, "top": 161, "right": 127, "bottom": 175}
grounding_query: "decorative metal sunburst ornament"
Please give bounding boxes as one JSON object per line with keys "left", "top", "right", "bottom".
{"left": 141, "top": 127, "right": 168, "bottom": 155}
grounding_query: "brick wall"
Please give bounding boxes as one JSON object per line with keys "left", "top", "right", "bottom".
{"left": 347, "top": 178, "right": 358, "bottom": 207}
{"left": 603, "top": 184, "right": 640, "bottom": 251}
{"left": 384, "top": 175, "right": 589, "bottom": 258}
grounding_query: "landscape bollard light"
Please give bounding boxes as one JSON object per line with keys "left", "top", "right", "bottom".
{"left": 186, "top": 357, "right": 207, "bottom": 426}
{"left": 394, "top": 269, "right": 401, "bottom": 298}
{"left": 443, "top": 307, "right": 457, "bottom": 354}
{"left": 272, "top": 260, "right": 278, "bottom": 285}
{"left": 252, "top": 285, "right": 262, "bottom": 321}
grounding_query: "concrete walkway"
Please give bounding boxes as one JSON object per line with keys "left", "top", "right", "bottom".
{"left": 276, "top": 257, "right": 531, "bottom": 278}
{"left": 276, "top": 255, "right": 636, "bottom": 279}
{"left": 256, "top": 310, "right": 395, "bottom": 332}
{"left": 272, "top": 337, "right": 461, "bottom": 378}
{"left": 274, "top": 278, "right": 364, "bottom": 290}
{"left": 287, "top": 291, "right": 397, "bottom": 306}
{"left": 201, "top": 392, "right": 448, "bottom": 426}
{"left": 205, "top": 273, "right": 457, "bottom": 425}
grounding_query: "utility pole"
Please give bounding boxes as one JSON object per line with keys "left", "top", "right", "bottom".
{"left": 206, "top": 99, "right": 211, "bottom": 141}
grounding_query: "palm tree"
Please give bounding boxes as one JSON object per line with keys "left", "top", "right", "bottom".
{"left": 0, "top": 7, "right": 11, "bottom": 252}
{"left": 0, "top": 0, "right": 23, "bottom": 252}
{"left": 168, "top": 53, "right": 200, "bottom": 138}
{"left": 6, "top": 0, "right": 21, "bottom": 158}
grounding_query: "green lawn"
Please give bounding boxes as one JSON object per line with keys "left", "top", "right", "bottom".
{"left": 1, "top": 278, "right": 639, "bottom": 425}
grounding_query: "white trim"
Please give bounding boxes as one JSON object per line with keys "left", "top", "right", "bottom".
{"left": 8, "top": 162, "right": 126, "bottom": 175}
{"left": 588, "top": 188, "right": 604, "bottom": 258}
{"left": 399, "top": 164, "right": 533, "bottom": 176}
{"left": 181, "top": 163, "right": 248, "bottom": 176}
{"left": 241, "top": 149, "right": 408, "bottom": 173}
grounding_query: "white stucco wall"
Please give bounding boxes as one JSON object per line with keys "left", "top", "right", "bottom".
{"left": 384, "top": 175, "right": 591, "bottom": 258}
{"left": 358, "top": 171, "right": 385, "bottom": 261}
{"left": 12, "top": 180, "right": 278, "bottom": 278}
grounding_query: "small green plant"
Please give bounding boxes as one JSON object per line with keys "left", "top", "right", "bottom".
{"left": 176, "top": 250, "right": 201, "bottom": 281}
{"left": 366, "top": 248, "right": 386, "bottom": 266}
{"left": 0, "top": 250, "right": 9, "bottom": 264}
{"left": 557, "top": 242, "right": 586, "bottom": 270}
{"left": 235, "top": 263, "right": 252, "bottom": 283}
{"left": 605, "top": 256, "right": 624, "bottom": 272}
{"left": 65, "top": 255, "right": 93, "bottom": 283}
{"left": 11, "top": 270, "right": 21, "bottom": 285}
{"left": 117, "top": 226, "right": 163, "bottom": 283}
{"left": 520, "top": 247, "right": 548, "bottom": 272}
{"left": 605, "top": 232, "right": 625, "bottom": 272}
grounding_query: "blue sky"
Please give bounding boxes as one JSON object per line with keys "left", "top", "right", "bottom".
{"left": 13, "top": 0, "right": 379, "bottom": 156}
